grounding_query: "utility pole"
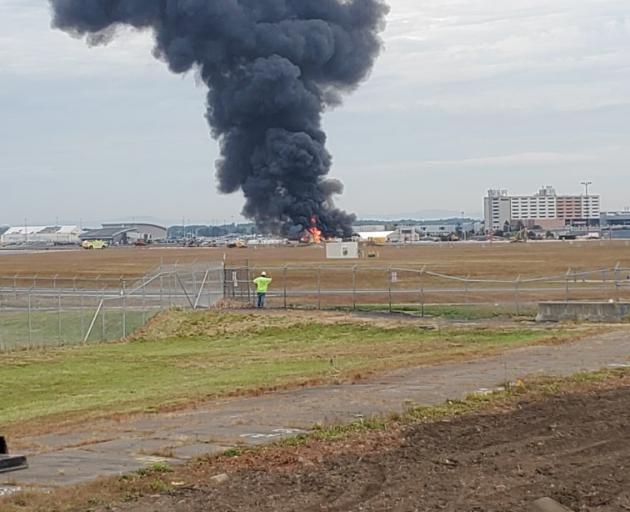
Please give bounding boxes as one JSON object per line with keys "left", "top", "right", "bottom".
{"left": 580, "top": 180, "right": 592, "bottom": 196}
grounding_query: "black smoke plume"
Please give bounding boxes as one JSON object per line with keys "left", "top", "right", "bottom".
{"left": 49, "top": 0, "right": 389, "bottom": 237}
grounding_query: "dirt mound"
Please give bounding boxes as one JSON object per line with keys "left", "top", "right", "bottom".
{"left": 105, "top": 384, "right": 630, "bottom": 512}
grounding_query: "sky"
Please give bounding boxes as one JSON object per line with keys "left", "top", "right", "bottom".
{"left": 1, "top": 0, "right": 629, "bottom": 226}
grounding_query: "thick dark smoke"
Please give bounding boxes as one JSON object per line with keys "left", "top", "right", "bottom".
{"left": 49, "top": 0, "right": 389, "bottom": 237}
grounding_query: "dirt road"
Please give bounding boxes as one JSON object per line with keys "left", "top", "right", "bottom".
{"left": 112, "top": 383, "right": 630, "bottom": 512}
{"left": 3, "top": 328, "right": 628, "bottom": 496}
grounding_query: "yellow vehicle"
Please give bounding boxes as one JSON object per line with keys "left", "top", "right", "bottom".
{"left": 82, "top": 239, "right": 109, "bottom": 250}
{"left": 510, "top": 228, "right": 529, "bottom": 243}
{"left": 227, "top": 239, "right": 246, "bottom": 248}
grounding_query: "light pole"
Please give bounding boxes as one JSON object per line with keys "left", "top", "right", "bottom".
{"left": 580, "top": 180, "right": 592, "bottom": 196}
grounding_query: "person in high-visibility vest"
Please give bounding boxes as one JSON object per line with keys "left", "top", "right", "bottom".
{"left": 253, "top": 271, "right": 272, "bottom": 308}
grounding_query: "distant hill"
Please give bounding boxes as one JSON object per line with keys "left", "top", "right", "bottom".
{"left": 354, "top": 217, "right": 479, "bottom": 226}
{"left": 358, "top": 209, "right": 481, "bottom": 221}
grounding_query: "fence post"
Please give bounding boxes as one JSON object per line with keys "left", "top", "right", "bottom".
{"left": 283, "top": 265, "right": 288, "bottom": 309}
{"left": 465, "top": 275, "right": 470, "bottom": 304}
{"left": 173, "top": 262, "right": 178, "bottom": 307}
{"left": 420, "top": 266, "right": 426, "bottom": 318}
{"left": 246, "top": 267, "right": 252, "bottom": 306}
{"left": 142, "top": 281, "right": 147, "bottom": 321}
{"left": 388, "top": 267, "right": 393, "bottom": 313}
{"left": 514, "top": 275, "right": 521, "bottom": 316}
{"left": 615, "top": 262, "right": 621, "bottom": 302}
{"left": 159, "top": 274, "right": 164, "bottom": 309}
{"left": 169, "top": 272, "right": 174, "bottom": 307}
{"left": 101, "top": 293, "right": 106, "bottom": 341}
{"left": 565, "top": 268, "right": 571, "bottom": 301}
{"left": 317, "top": 266, "right": 321, "bottom": 310}
{"left": 28, "top": 293, "right": 32, "bottom": 349}
{"left": 122, "top": 280, "right": 127, "bottom": 338}
{"left": 352, "top": 265, "right": 357, "bottom": 311}
{"left": 80, "top": 292, "right": 85, "bottom": 342}
{"left": 58, "top": 293, "right": 62, "bottom": 346}
{"left": 193, "top": 270, "right": 210, "bottom": 310}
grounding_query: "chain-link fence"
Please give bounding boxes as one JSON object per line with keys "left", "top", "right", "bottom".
{"left": 0, "top": 262, "right": 224, "bottom": 351}
{"left": 3, "top": 261, "right": 629, "bottom": 351}
{"left": 224, "top": 264, "right": 630, "bottom": 315}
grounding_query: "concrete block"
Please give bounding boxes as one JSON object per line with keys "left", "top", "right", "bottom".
{"left": 537, "top": 301, "right": 630, "bottom": 323}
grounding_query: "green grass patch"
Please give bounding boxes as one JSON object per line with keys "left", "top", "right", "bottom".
{"left": 0, "top": 310, "right": 571, "bottom": 429}
{"left": 326, "top": 303, "right": 538, "bottom": 320}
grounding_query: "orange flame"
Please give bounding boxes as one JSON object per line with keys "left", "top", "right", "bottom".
{"left": 308, "top": 226, "right": 323, "bottom": 244}
{"left": 301, "top": 216, "right": 323, "bottom": 244}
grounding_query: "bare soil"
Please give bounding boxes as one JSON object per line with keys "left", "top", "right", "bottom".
{"left": 90, "top": 381, "right": 630, "bottom": 512}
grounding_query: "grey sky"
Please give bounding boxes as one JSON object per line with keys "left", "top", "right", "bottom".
{"left": 1, "top": 0, "right": 629, "bottom": 225}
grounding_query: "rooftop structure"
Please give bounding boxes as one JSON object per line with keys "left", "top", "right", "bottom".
{"left": 79, "top": 227, "right": 136, "bottom": 246}
{"left": 102, "top": 223, "right": 167, "bottom": 242}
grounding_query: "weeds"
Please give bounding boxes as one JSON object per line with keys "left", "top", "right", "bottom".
{"left": 136, "top": 462, "right": 172, "bottom": 477}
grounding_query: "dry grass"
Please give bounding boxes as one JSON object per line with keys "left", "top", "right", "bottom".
{"left": 1, "top": 241, "right": 629, "bottom": 280}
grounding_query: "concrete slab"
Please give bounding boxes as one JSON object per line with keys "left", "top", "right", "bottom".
{"left": 537, "top": 301, "right": 630, "bottom": 322}
{"left": 14, "top": 449, "right": 148, "bottom": 486}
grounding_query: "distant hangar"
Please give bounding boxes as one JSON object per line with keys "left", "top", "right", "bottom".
{"left": 80, "top": 223, "right": 167, "bottom": 246}
{"left": 0, "top": 225, "right": 82, "bottom": 245}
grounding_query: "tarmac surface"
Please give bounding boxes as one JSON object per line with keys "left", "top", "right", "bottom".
{"left": 1, "top": 328, "right": 628, "bottom": 496}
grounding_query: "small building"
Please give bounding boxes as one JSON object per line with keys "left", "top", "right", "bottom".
{"left": 388, "top": 226, "right": 422, "bottom": 244}
{"left": 101, "top": 223, "right": 167, "bottom": 243}
{"left": 79, "top": 227, "right": 137, "bottom": 246}
{"left": 326, "top": 241, "right": 359, "bottom": 259}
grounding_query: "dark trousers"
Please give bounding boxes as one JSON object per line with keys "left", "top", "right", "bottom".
{"left": 256, "top": 292, "right": 266, "bottom": 308}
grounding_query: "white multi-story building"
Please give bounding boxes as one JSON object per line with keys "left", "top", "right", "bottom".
{"left": 510, "top": 186, "right": 558, "bottom": 222}
{"left": 484, "top": 187, "right": 600, "bottom": 232}
{"left": 484, "top": 189, "right": 512, "bottom": 231}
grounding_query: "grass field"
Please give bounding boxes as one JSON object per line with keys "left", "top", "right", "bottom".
{"left": 1, "top": 241, "right": 630, "bottom": 280}
{"left": 0, "top": 310, "right": 577, "bottom": 432}
{"left": 2, "top": 242, "right": 629, "bottom": 311}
